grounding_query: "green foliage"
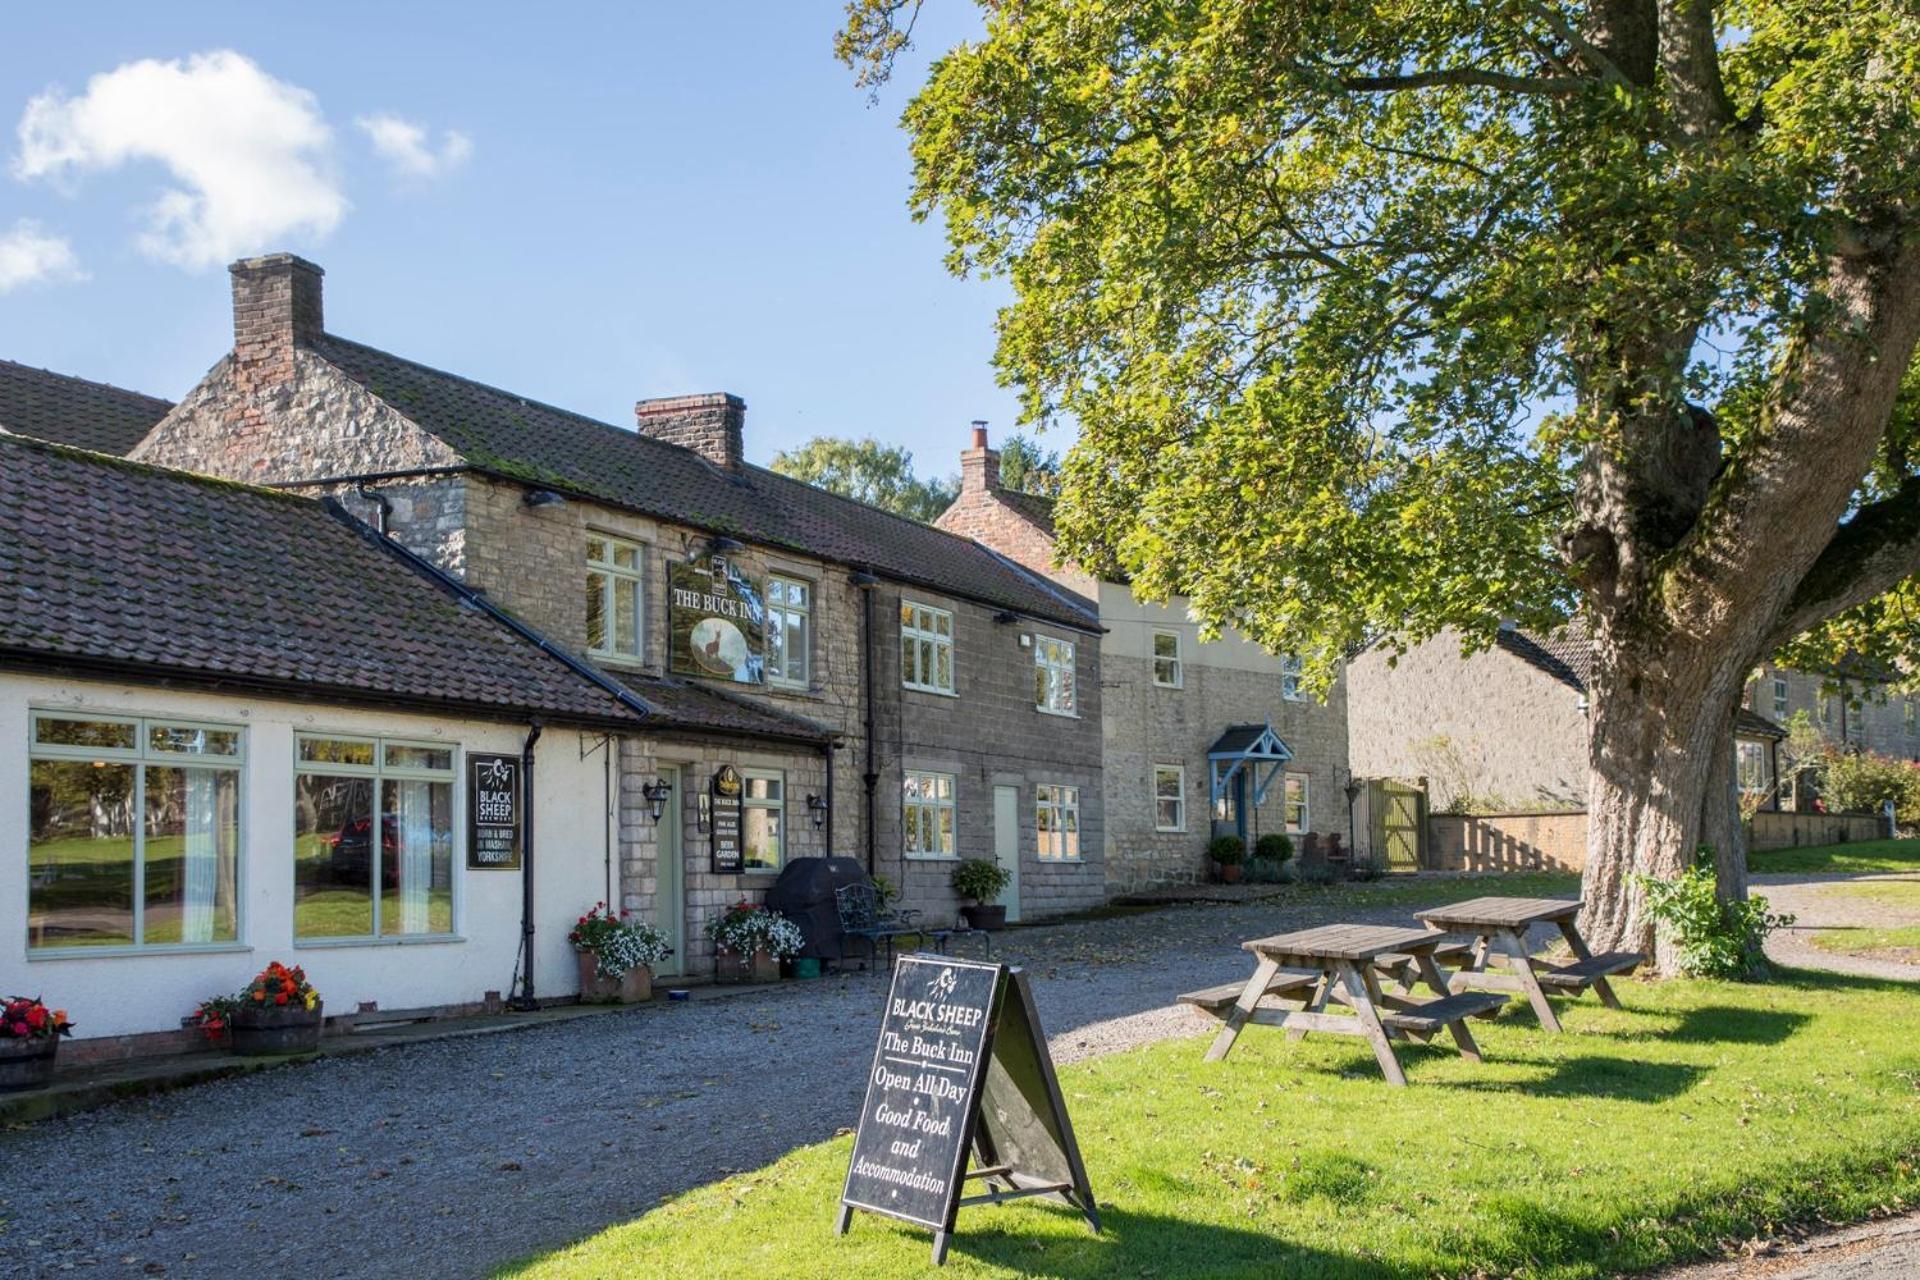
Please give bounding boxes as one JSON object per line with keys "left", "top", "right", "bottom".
{"left": 768, "top": 436, "right": 958, "bottom": 523}
{"left": 1206, "top": 835, "right": 1246, "bottom": 866}
{"left": 838, "top": 0, "right": 1920, "bottom": 697}
{"left": 997, "top": 432, "right": 1062, "bottom": 496}
{"left": 1294, "top": 859, "right": 1339, "bottom": 887}
{"left": 950, "top": 857, "right": 1012, "bottom": 902}
{"left": 1636, "top": 851, "right": 1795, "bottom": 980}
{"left": 1817, "top": 749, "right": 1920, "bottom": 827}
{"left": 1345, "top": 853, "right": 1385, "bottom": 883}
{"left": 1253, "top": 833, "right": 1294, "bottom": 863}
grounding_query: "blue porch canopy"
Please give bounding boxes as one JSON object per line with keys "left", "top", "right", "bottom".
{"left": 1207, "top": 722, "right": 1293, "bottom": 808}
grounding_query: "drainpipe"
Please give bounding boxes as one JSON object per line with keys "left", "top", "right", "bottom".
{"left": 355, "top": 482, "right": 393, "bottom": 536}
{"left": 824, "top": 741, "right": 836, "bottom": 859}
{"left": 514, "top": 721, "right": 544, "bottom": 1011}
{"left": 851, "top": 570, "right": 882, "bottom": 875}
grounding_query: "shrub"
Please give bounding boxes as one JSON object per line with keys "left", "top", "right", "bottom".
{"left": 569, "top": 902, "right": 674, "bottom": 979}
{"left": 1254, "top": 833, "right": 1294, "bottom": 863}
{"left": 1346, "top": 854, "right": 1385, "bottom": 882}
{"left": 1207, "top": 835, "right": 1246, "bottom": 866}
{"left": 1817, "top": 749, "right": 1920, "bottom": 827}
{"left": 1636, "top": 848, "right": 1794, "bottom": 979}
{"left": 1295, "top": 860, "right": 1339, "bottom": 887}
{"left": 950, "top": 858, "right": 1012, "bottom": 902}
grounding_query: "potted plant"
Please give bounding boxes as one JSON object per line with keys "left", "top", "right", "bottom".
{"left": 569, "top": 902, "right": 673, "bottom": 1003}
{"left": 706, "top": 899, "right": 802, "bottom": 984}
{"left": 0, "top": 996, "right": 74, "bottom": 1091}
{"left": 1208, "top": 835, "right": 1247, "bottom": 884}
{"left": 951, "top": 858, "right": 1012, "bottom": 930}
{"left": 225, "top": 962, "right": 323, "bottom": 1056}
{"left": 186, "top": 993, "right": 244, "bottom": 1050}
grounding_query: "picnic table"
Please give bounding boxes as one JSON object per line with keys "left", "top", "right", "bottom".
{"left": 1413, "top": 897, "right": 1643, "bottom": 1032}
{"left": 1180, "top": 924, "right": 1506, "bottom": 1087}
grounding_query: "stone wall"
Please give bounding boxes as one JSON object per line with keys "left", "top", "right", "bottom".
{"left": 1747, "top": 810, "right": 1886, "bottom": 850}
{"left": 1746, "top": 664, "right": 1918, "bottom": 761}
{"left": 1428, "top": 811, "right": 1588, "bottom": 873}
{"left": 1348, "top": 633, "right": 1590, "bottom": 811}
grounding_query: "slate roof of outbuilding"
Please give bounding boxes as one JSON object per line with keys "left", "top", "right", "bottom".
{"left": 0, "top": 433, "right": 647, "bottom": 728}
{"left": 0, "top": 358, "right": 173, "bottom": 455}
{"left": 309, "top": 335, "right": 1100, "bottom": 632}
{"left": 611, "top": 671, "right": 833, "bottom": 742}
{"left": 1496, "top": 622, "right": 1595, "bottom": 692}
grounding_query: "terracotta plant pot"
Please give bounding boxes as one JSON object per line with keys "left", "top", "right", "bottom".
{"left": 961, "top": 904, "right": 1008, "bottom": 931}
{"left": 1218, "top": 863, "right": 1244, "bottom": 884}
{"left": 576, "top": 950, "right": 654, "bottom": 1004}
{"left": 228, "top": 1003, "right": 324, "bottom": 1057}
{"left": 715, "top": 947, "right": 780, "bottom": 984}
{"left": 0, "top": 1035, "right": 59, "bottom": 1092}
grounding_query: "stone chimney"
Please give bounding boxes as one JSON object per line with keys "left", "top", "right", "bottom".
{"left": 230, "top": 254, "right": 324, "bottom": 389}
{"left": 635, "top": 393, "right": 746, "bottom": 472}
{"left": 960, "top": 420, "right": 1000, "bottom": 494}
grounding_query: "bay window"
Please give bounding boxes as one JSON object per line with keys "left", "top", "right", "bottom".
{"left": 1035, "top": 784, "right": 1080, "bottom": 860}
{"left": 295, "top": 736, "right": 455, "bottom": 941}
{"left": 586, "top": 534, "right": 645, "bottom": 661}
{"left": 28, "top": 713, "right": 241, "bottom": 952}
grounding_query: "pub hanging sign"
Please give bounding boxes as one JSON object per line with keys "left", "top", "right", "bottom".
{"left": 466, "top": 753, "right": 522, "bottom": 870}
{"left": 670, "top": 556, "right": 766, "bottom": 685}
{"left": 710, "top": 764, "right": 745, "bottom": 874}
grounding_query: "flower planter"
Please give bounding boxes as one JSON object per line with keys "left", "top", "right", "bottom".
{"left": 576, "top": 950, "right": 654, "bottom": 1004}
{"left": 961, "top": 904, "right": 1008, "bottom": 931}
{"left": 0, "top": 1036, "right": 59, "bottom": 1092}
{"left": 228, "top": 1002, "right": 324, "bottom": 1057}
{"left": 715, "top": 947, "right": 780, "bottom": 984}
{"left": 1218, "top": 863, "right": 1244, "bottom": 884}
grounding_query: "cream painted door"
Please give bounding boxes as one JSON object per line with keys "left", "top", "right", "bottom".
{"left": 993, "top": 784, "right": 1021, "bottom": 923}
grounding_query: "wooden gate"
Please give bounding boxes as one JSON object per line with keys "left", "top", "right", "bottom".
{"left": 1368, "top": 780, "right": 1426, "bottom": 871}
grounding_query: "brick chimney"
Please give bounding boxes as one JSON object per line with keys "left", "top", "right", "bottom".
{"left": 960, "top": 420, "right": 1000, "bottom": 494}
{"left": 635, "top": 393, "right": 746, "bottom": 472}
{"left": 230, "top": 254, "right": 323, "bottom": 390}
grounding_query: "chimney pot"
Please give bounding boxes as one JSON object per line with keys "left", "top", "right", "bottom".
{"left": 635, "top": 392, "right": 747, "bottom": 472}
{"left": 970, "top": 420, "right": 989, "bottom": 450}
{"left": 229, "top": 254, "right": 323, "bottom": 388}
{"left": 959, "top": 421, "right": 999, "bottom": 495}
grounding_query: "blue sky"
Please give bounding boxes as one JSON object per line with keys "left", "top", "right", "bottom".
{"left": 0, "top": 4, "right": 1019, "bottom": 477}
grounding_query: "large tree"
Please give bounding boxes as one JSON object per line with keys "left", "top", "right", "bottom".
{"left": 770, "top": 435, "right": 959, "bottom": 522}
{"left": 843, "top": 0, "right": 1920, "bottom": 965}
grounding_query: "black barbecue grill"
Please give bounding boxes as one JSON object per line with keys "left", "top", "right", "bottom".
{"left": 762, "top": 857, "right": 870, "bottom": 962}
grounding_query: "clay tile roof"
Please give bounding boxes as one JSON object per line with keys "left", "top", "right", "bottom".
{"left": 1496, "top": 621, "right": 1595, "bottom": 693}
{"left": 1735, "top": 708, "right": 1788, "bottom": 740}
{"left": 0, "top": 358, "right": 173, "bottom": 455}
{"left": 309, "top": 336, "right": 1099, "bottom": 632}
{"left": 609, "top": 672, "right": 832, "bottom": 743}
{"left": 0, "top": 434, "right": 646, "bottom": 728}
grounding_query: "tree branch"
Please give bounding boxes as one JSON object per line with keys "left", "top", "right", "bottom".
{"left": 1657, "top": 0, "right": 1735, "bottom": 141}
{"left": 1769, "top": 476, "right": 1920, "bottom": 646}
{"left": 1335, "top": 67, "right": 1589, "bottom": 95}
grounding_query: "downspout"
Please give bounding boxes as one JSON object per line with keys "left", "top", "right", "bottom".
{"left": 514, "top": 720, "right": 544, "bottom": 1011}
{"left": 854, "top": 572, "right": 881, "bottom": 876}
{"left": 355, "top": 482, "right": 393, "bottom": 536}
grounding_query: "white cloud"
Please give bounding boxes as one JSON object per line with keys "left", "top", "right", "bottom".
{"left": 357, "top": 113, "right": 472, "bottom": 179}
{"left": 13, "top": 50, "right": 346, "bottom": 269}
{"left": 0, "top": 219, "right": 83, "bottom": 292}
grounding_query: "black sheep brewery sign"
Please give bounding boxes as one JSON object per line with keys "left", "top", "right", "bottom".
{"left": 466, "top": 754, "right": 521, "bottom": 870}
{"left": 669, "top": 555, "right": 765, "bottom": 685}
{"left": 838, "top": 955, "right": 1099, "bottom": 1266}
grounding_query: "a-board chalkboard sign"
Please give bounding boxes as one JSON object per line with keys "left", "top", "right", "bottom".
{"left": 710, "top": 764, "right": 744, "bottom": 874}
{"left": 838, "top": 954, "right": 1099, "bottom": 1265}
{"left": 466, "top": 753, "right": 521, "bottom": 870}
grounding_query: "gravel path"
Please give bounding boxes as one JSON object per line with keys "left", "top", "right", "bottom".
{"left": 0, "top": 890, "right": 1456, "bottom": 1280}
{"left": 1648, "top": 1210, "right": 1920, "bottom": 1280}
{"left": 1755, "top": 872, "right": 1920, "bottom": 982}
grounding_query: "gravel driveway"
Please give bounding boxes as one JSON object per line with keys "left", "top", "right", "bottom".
{"left": 0, "top": 891, "right": 1442, "bottom": 1280}
{"left": 1754, "top": 871, "right": 1920, "bottom": 982}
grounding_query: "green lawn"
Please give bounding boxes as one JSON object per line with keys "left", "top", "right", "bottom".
{"left": 503, "top": 971, "right": 1920, "bottom": 1280}
{"left": 1811, "top": 926, "right": 1920, "bottom": 963}
{"left": 1749, "top": 838, "right": 1920, "bottom": 876}
{"left": 1820, "top": 879, "right": 1920, "bottom": 909}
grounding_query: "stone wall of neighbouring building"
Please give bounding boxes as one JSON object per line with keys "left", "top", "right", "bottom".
{"left": 1746, "top": 664, "right": 1918, "bottom": 761}
{"left": 1348, "top": 633, "right": 1590, "bottom": 811}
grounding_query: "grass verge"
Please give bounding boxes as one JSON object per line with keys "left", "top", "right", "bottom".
{"left": 503, "top": 970, "right": 1920, "bottom": 1280}
{"left": 1749, "top": 838, "right": 1920, "bottom": 876}
{"left": 1811, "top": 925, "right": 1920, "bottom": 964}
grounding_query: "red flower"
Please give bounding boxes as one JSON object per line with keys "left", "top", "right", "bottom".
{"left": 275, "top": 993, "right": 289, "bottom": 1005}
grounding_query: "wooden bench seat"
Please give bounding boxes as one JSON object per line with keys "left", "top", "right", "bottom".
{"left": 1534, "top": 951, "right": 1644, "bottom": 989}
{"left": 1373, "top": 938, "right": 1473, "bottom": 972}
{"left": 1179, "top": 969, "right": 1320, "bottom": 1014}
{"left": 1380, "top": 992, "right": 1509, "bottom": 1034}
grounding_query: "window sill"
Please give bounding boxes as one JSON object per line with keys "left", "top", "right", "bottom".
{"left": 902, "top": 684, "right": 959, "bottom": 699}
{"left": 1155, "top": 826, "right": 1188, "bottom": 835}
{"left": 1035, "top": 856, "right": 1087, "bottom": 865}
{"left": 903, "top": 852, "right": 960, "bottom": 862}
{"left": 1152, "top": 681, "right": 1183, "bottom": 691}
{"left": 590, "top": 654, "right": 649, "bottom": 672}
{"left": 1034, "top": 706, "right": 1080, "bottom": 719}
{"left": 28, "top": 942, "right": 252, "bottom": 962}
{"left": 293, "top": 934, "right": 466, "bottom": 949}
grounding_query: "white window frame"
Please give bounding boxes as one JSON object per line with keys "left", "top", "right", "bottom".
{"left": 1151, "top": 631, "right": 1182, "bottom": 688}
{"left": 1153, "top": 765, "right": 1186, "bottom": 833}
{"left": 1735, "top": 740, "right": 1769, "bottom": 795}
{"left": 1281, "top": 654, "right": 1307, "bottom": 701}
{"left": 1283, "top": 772, "right": 1309, "bottom": 834}
{"left": 903, "top": 770, "right": 958, "bottom": 859}
{"left": 901, "top": 601, "right": 956, "bottom": 695}
{"left": 765, "top": 575, "right": 813, "bottom": 690}
{"left": 1035, "top": 784, "right": 1081, "bottom": 861}
{"left": 293, "top": 733, "right": 460, "bottom": 944}
{"left": 1034, "top": 633, "right": 1078, "bottom": 716}
{"left": 586, "top": 533, "right": 646, "bottom": 662}
{"left": 1906, "top": 698, "right": 1916, "bottom": 737}
{"left": 1772, "top": 676, "right": 1789, "bottom": 717}
{"left": 27, "top": 711, "right": 246, "bottom": 956}
{"left": 741, "top": 768, "right": 786, "bottom": 873}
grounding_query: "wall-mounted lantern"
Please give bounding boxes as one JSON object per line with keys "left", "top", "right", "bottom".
{"left": 642, "top": 777, "right": 673, "bottom": 824}
{"left": 806, "top": 793, "right": 829, "bottom": 828}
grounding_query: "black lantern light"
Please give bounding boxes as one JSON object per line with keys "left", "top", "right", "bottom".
{"left": 642, "top": 777, "right": 673, "bottom": 823}
{"left": 806, "top": 793, "right": 828, "bottom": 828}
